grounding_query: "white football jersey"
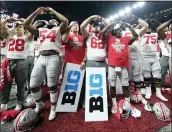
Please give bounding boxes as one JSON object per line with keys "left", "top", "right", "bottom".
{"left": 141, "top": 33, "right": 158, "bottom": 56}
{"left": 7, "top": 35, "right": 30, "bottom": 59}
{"left": 1, "top": 39, "right": 8, "bottom": 55}
{"left": 38, "top": 27, "right": 62, "bottom": 53}
{"left": 165, "top": 31, "right": 172, "bottom": 57}
{"left": 123, "top": 29, "right": 141, "bottom": 58}
{"left": 34, "top": 39, "right": 41, "bottom": 57}
{"left": 86, "top": 33, "right": 106, "bottom": 61}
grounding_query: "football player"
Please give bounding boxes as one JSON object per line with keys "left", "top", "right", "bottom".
{"left": 0, "top": 39, "right": 7, "bottom": 61}
{"left": 0, "top": 22, "right": 16, "bottom": 60}
{"left": 62, "top": 21, "right": 85, "bottom": 108}
{"left": 25, "top": 20, "right": 44, "bottom": 94}
{"left": 102, "top": 21, "right": 141, "bottom": 118}
{"left": 0, "top": 18, "right": 34, "bottom": 112}
{"left": 123, "top": 16, "right": 149, "bottom": 105}
{"left": 80, "top": 15, "right": 110, "bottom": 68}
{"left": 141, "top": 19, "right": 168, "bottom": 101}
{"left": 157, "top": 19, "right": 172, "bottom": 93}
{"left": 80, "top": 15, "right": 110, "bottom": 108}
{"left": 24, "top": 7, "right": 68, "bottom": 120}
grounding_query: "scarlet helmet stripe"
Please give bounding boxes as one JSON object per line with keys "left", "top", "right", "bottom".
{"left": 15, "top": 109, "right": 28, "bottom": 132}
{"left": 159, "top": 102, "right": 166, "bottom": 121}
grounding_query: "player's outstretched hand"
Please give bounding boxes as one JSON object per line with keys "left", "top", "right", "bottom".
{"left": 35, "top": 7, "right": 46, "bottom": 15}
{"left": 7, "top": 18, "right": 22, "bottom": 23}
{"left": 90, "top": 15, "right": 101, "bottom": 21}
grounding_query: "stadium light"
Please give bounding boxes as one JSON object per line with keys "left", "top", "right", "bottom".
{"left": 125, "top": 7, "right": 131, "bottom": 13}
{"left": 137, "top": 2, "right": 145, "bottom": 7}
{"left": 119, "top": 11, "right": 124, "bottom": 16}
{"left": 114, "top": 14, "right": 119, "bottom": 19}
{"left": 109, "top": 15, "right": 114, "bottom": 21}
{"left": 132, "top": 4, "right": 138, "bottom": 9}
{"left": 107, "top": 2, "right": 146, "bottom": 21}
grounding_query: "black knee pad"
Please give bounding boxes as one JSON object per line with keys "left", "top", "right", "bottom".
{"left": 153, "top": 78, "right": 161, "bottom": 87}
{"left": 144, "top": 78, "right": 151, "bottom": 85}
{"left": 30, "top": 87, "right": 40, "bottom": 93}
{"left": 110, "top": 86, "right": 116, "bottom": 91}
{"left": 50, "top": 85, "right": 57, "bottom": 93}
{"left": 134, "top": 81, "right": 142, "bottom": 88}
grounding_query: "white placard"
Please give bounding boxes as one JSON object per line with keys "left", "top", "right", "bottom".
{"left": 56, "top": 63, "right": 85, "bottom": 112}
{"left": 85, "top": 67, "right": 108, "bottom": 122}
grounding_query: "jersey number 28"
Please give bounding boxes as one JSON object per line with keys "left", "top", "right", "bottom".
{"left": 8, "top": 38, "right": 25, "bottom": 52}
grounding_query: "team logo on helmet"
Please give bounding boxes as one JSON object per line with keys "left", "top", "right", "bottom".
{"left": 130, "top": 91, "right": 142, "bottom": 104}
{"left": 153, "top": 102, "right": 171, "bottom": 121}
{"left": 116, "top": 99, "right": 131, "bottom": 120}
{"left": 14, "top": 108, "right": 38, "bottom": 132}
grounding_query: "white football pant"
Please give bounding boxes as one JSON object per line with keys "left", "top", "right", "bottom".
{"left": 30, "top": 55, "right": 60, "bottom": 88}
{"left": 108, "top": 66, "right": 129, "bottom": 87}
{"left": 128, "top": 58, "right": 143, "bottom": 82}
{"left": 142, "top": 56, "right": 161, "bottom": 79}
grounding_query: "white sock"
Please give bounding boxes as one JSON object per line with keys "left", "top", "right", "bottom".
{"left": 31, "top": 90, "right": 42, "bottom": 101}
{"left": 146, "top": 86, "right": 151, "bottom": 94}
{"left": 51, "top": 105, "right": 56, "bottom": 111}
{"left": 156, "top": 88, "right": 168, "bottom": 101}
{"left": 125, "top": 97, "right": 130, "bottom": 102}
{"left": 50, "top": 91, "right": 58, "bottom": 103}
{"left": 141, "top": 97, "right": 147, "bottom": 105}
{"left": 112, "top": 98, "right": 116, "bottom": 105}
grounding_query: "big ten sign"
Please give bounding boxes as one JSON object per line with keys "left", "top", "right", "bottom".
{"left": 56, "top": 63, "right": 85, "bottom": 112}
{"left": 85, "top": 67, "right": 108, "bottom": 122}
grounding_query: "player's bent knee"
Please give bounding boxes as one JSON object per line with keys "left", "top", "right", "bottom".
{"left": 109, "top": 80, "right": 116, "bottom": 87}
{"left": 30, "top": 81, "right": 41, "bottom": 88}
{"left": 122, "top": 82, "right": 129, "bottom": 87}
{"left": 133, "top": 73, "right": 142, "bottom": 82}
{"left": 143, "top": 70, "right": 151, "bottom": 78}
{"left": 152, "top": 69, "right": 161, "bottom": 79}
{"left": 108, "top": 75, "right": 116, "bottom": 87}
{"left": 47, "top": 82, "right": 58, "bottom": 88}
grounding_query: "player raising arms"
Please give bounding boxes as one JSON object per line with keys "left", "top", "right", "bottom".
{"left": 141, "top": 19, "right": 168, "bottom": 101}
{"left": 0, "top": 18, "right": 34, "bottom": 112}
{"left": 122, "top": 15, "right": 151, "bottom": 107}
{"left": 62, "top": 21, "right": 86, "bottom": 108}
{"left": 102, "top": 21, "right": 141, "bottom": 118}
{"left": 80, "top": 15, "right": 110, "bottom": 68}
{"left": 24, "top": 7, "right": 68, "bottom": 120}
{"left": 156, "top": 19, "right": 172, "bottom": 93}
